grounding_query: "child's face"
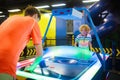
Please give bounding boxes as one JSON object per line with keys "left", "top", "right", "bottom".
{"left": 81, "top": 28, "right": 87, "bottom": 36}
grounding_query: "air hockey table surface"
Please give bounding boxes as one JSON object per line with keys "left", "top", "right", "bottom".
{"left": 17, "top": 46, "right": 109, "bottom": 80}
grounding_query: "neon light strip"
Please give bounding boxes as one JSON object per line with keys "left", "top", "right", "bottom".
{"left": 16, "top": 70, "right": 61, "bottom": 80}
{"left": 8, "top": 9, "right": 21, "bottom": 12}
{"left": 82, "top": 0, "right": 99, "bottom": 3}
{"left": 35, "top": 5, "right": 49, "bottom": 9}
{"left": 79, "top": 59, "right": 101, "bottom": 80}
{"left": 0, "top": 11, "right": 3, "bottom": 14}
{"left": 52, "top": 3, "right": 66, "bottom": 7}
{"left": 0, "top": 15, "right": 5, "bottom": 17}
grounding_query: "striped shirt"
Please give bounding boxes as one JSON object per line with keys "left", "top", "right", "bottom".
{"left": 75, "top": 34, "right": 92, "bottom": 48}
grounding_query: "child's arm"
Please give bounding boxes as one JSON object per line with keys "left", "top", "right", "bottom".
{"left": 89, "top": 41, "right": 92, "bottom": 50}
{"left": 88, "top": 33, "right": 92, "bottom": 50}
{"left": 25, "top": 43, "right": 43, "bottom": 72}
{"left": 74, "top": 35, "right": 79, "bottom": 47}
{"left": 74, "top": 42, "right": 78, "bottom": 47}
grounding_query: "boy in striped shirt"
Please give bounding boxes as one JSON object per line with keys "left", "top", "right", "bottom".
{"left": 75, "top": 24, "right": 92, "bottom": 60}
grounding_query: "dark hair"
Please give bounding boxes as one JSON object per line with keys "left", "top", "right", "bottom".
{"left": 24, "top": 5, "right": 41, "bottom": 20}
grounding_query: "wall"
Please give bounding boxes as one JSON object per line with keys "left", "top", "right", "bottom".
{"left": 73, "top": 20, "right": 81, "bottom": 38}
{"left": 56, "top": 18, "right": 66, "bottom": 45}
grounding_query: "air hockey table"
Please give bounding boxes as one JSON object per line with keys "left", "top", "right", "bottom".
{"left": 16, "top": 46, "right": 109, "bottom": 80}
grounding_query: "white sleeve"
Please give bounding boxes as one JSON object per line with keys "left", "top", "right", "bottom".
{"left": 88, "top": 34, "right": 92, "bottom": 42}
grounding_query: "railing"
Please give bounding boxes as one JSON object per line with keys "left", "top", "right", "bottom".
{"left": 44, "top": 38, "right": 75, "bottom": 47}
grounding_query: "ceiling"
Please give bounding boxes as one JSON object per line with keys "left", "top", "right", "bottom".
{"left": 1, "top": 0, "right": 119, "bottom": 24}
{"left": 0, "top": 0, "right": 94, "bottom": 24}
{"left": 0, "top": 0, "right": 93, "bottom": 10}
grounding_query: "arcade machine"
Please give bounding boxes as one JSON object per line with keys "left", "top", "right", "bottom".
{"left": 16, "top": 7, "right": 109, "bottom": 80}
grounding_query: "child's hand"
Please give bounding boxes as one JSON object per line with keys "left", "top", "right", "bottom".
{"left": 25, "top": 56, "right": 42, "bottom": 72}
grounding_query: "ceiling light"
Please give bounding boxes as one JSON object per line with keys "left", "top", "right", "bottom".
{"left": 99, "top": 26, "right": 104, "bottom": 30}
{"left": 8, "top": 9, "right": 21, "bottom": 12}
{"left": 82, "top": 0, "right": 100, "bottom": 3}
{"left": 0, "top": 11, "right": 3, "bottom": 14}
{"left": 104, "top": 19, "right": 108, "bottom": 22}
{"left": 35, "top": 5, "right": 49, "bottom": 9}
{"left": 52, "top": 3, "right": 66, "bottom": 7}
{"left": 0, "top": 15, "right": 5, "bottom": 17}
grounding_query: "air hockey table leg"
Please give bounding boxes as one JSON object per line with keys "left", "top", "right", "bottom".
{"left": 39, "top": 60, "right": 47, "bottom": 75}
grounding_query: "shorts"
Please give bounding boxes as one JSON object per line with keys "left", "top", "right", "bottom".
{"left": 0, "top": 73, "right": 15, "bottom": 80}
